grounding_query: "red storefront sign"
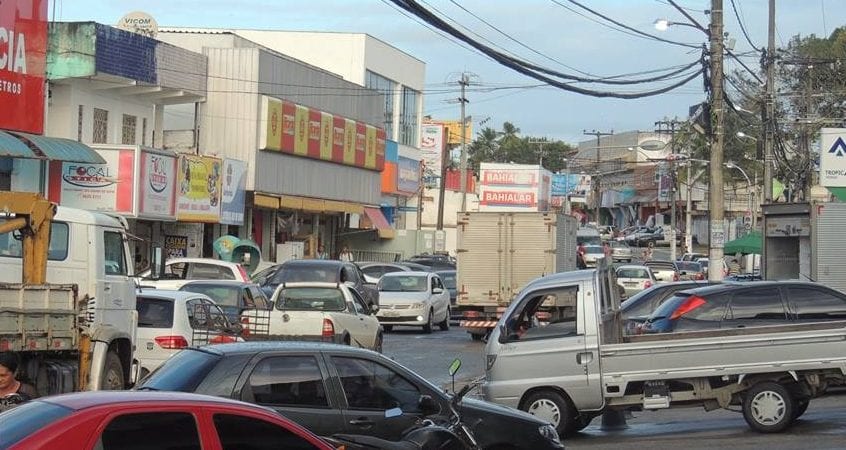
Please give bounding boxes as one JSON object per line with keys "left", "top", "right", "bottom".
{"left": 480, "top": 190, "right": 537, "bottom": 207}
{"left": 0, "top": 0, "right": 47, "bottom": 134}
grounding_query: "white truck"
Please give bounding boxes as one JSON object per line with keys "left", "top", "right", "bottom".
{"left": 455, "top": 211, "right": 578, "bottom": 340}
{"left": 0, "top": 193, "right": 138, "bottom": 396}
{"left": 483, "top": 261, "right": 846, "bottom": 436}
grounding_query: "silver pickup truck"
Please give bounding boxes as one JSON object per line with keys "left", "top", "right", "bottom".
{"left": 482, "top": 261, "right": 846, "bottom": 436}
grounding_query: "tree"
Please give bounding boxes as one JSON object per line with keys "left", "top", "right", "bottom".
{"left": 466, "top": 122, "right": 575, "bottom": 174}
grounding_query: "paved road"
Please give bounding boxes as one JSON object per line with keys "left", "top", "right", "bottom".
{"left": 383, "top": 323, "right": 846, "bottom": 449}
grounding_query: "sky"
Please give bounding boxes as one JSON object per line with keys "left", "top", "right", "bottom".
{"left": 51, "top": 0, "right": 846, "bottom": 145}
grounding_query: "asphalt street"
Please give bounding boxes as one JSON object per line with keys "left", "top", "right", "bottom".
{"left": 383, "top": 323, "right": 846, "bottom": 449}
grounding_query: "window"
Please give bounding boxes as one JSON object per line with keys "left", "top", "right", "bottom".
{"left": 0, "top": 401, "right": 72, "bottom": 449}
{"left": 682, "top": 293, "right": 730, "bottom": 321}
{"left": 726, "top": 288, "right": 786, "bottom": 321}
{"left": 96, "top": 412, "right": 200, "bottom": 450}
{"left": 341, "top": 265, "right": 359, "bottom": 284}
{"left": 250, "top": 286, "right": 270, "bottom": 309}
{"left": 503, "top": 287, "right": 579, "bottom": 341}
{"left": 93, "top": 108, "right": 108, "bottom": 144}
{"left": 0, "top": 222, "right": 68, "bottom": 260}
{"left": 349, "top": 289, "right": 369, "bottom": 314}
{"left": 181, "top": 285, "right": 241, "bottom": 308}
{"left": 77, "top": 105, "right": 83, "bottom": 142}
{"left": 788, "top": 287, "right": 846, "bottom": 320}
{"left": 334, "top": 357, "right": 421, "bottom": 412}
{"left": 213, "top": 414, "right": 319, "bottom": 450}
{"left": 365, "top": 70, "right": 396, "bottom": 139}
{"left": 246, "top": 356, "right": 329, "bottom": 408}
{"left": 399, "top": 86, "right": 419, "bottom": 146}
{"left": 103, "top": 231, "right": 126, "bottom": 275}
{"left": 276, "top": 287, "right": 346, "bottom": 311}
{"left": 190, "top": 263, "right": 235, "bottom": 280}
{"left": 136, "top": 297, "right": 174, "bottom": 328}
{"left": 379, "top": 275, "right": 428, "bottom": 292}
{"left": 122, "top": 114, "right": 137, "bottom": 145}
{"left": 361, "top": 265, "right": 384, "bottom": 279}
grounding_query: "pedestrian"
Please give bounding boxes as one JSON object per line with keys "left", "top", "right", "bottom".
{"left": 316, "top": 244, "right": 329, "bottom": 260}
{"left": 641, "top": 241, "right": 654, "bottom": 262}
{"left": 576, "top": 243, "right": 587, "bottom": 269}
{"left": 0, "top": 352, "right": 37, "bottom": 411}
{"left": 603, "top": 241, "right": 612, "bottom": 258}
{"left": 728, "top": 258, "right": 741, "bottom": 276}
{"left": 338, "top": 246, "right": 354, "bottom": 262}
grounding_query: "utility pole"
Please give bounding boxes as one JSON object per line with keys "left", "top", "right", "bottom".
{"left": 529, "top": 139, "right": 547, "bottom": 168}
{"left": 656, "top": 118, "right": 683, "bottom": 260}
{"left": 763, "top": 0, "right": 775, "bottom": 203}
{"left": 708, "top": 0, "right": 726, "bottom": 281}
{"left": 458, "top": 73, "right": 470, "bottom": 212}
{"left": 436, "top": 122, "right": 448, "bottom": 231}
{"left": 583, "top": 129, "right": 614, "bottom": 225}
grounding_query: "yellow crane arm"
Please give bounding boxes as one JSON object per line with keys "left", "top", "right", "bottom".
{"left": 0, "top": 192, "right": 58, "bottom": 284}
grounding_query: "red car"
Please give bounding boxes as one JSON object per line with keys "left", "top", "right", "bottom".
{"left": 0, "top": 391, "right": 333, "bottom": 450}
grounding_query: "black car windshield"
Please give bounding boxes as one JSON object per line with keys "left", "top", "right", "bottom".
{"left": 137, "top": 348, "right": 222, "bottom": 392}
{"left": 438, "top": 273, "right": 456, "bottom": 289}
{"left": 677, "top": 262, "right": 702, "bottom": 272}
{"left": 271, "top": 266, "right": 338, "bottom": 284}
{"left": 276, "top": 287, "right": 346, "bottom": 311}
{"left": 181, "top": 285, "right": 241, "bottom": 307}
{"left": 0, "top": 401, "right": 73, "bottom": 448}
{"left": 379, "top": 275, "right": 428, "bottom": 292}
{"left": 136, "top": 297, "right": 175, "bottom": 328}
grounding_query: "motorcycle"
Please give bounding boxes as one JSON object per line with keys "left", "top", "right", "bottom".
{"left": 326, "top": 374, "right": 483, "bottom": 450}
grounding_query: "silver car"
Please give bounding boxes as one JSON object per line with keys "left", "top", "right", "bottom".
{"left": 376, "top": 271, "right": 451, "bottom": 333}
{"left": 582, "top": 245, "right": 606, "bottom": 268}
{"left": 610, "top": 241, "right": 633, "bottom": 263}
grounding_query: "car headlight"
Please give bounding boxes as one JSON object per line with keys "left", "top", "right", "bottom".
{"left": 410, "top": 302, "right": 425, "bottom": 309}
{"left": 538, "top": 424, "right": 561, "bottom": 444}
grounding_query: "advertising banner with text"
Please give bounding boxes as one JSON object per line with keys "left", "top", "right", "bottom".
{"left": 139, "top": 150, "right": 178, "bottom": 220}
{"left": 176, "top": 154, "right": 222, "bottom": 222}
{"left": 260, "top": 96, "right": 385, "bottom": 171}
{"left": 48, "top": 150, "right": 134, "bottom": 213}
{"left": 220, "top": 158, "right": 247, "bottom": 226}
{"left": 0, "top": 0, "right": 47, "bottom": 134}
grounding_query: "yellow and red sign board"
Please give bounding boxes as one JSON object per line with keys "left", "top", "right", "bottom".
{"left": 261, "top": 96, "right": 385, "bottom": 172}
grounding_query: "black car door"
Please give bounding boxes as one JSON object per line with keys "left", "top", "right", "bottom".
{"left": 326, "top": 353, "right": 435, "bottom": 440}
{"left": 234, "top": 352, "right": 347, "bottom": 436}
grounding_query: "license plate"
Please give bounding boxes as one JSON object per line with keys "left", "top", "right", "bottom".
{"left": 383, "top": 311, "right": 400, "bottom": 317}
{"left": 624, "top": 282, "right": 637, "bottom": 287}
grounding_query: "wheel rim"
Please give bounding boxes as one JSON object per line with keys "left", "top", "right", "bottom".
{"left": 750, "top": 390, "right": 787, "bottom": 425}
{"left": 527, "top": 398, "right": 561, "bottom": 427}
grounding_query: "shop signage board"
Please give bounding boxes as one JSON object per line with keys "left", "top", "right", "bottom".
{"left": 176, "top": 154, "right": 222, "bottom": 223}
{"left": 820, "top": 128, "right": 846, "bottom": 187}
{"left": 397, "top": 156, "right": 421, "bottom": 194}
{"left": 419, "top": 123, "right": 445, "bottom": 184}
{"left": 260, "top": 96, "right": 385, "bottom": 172}
{"left": 478, "top": 163, "right": 552, "bottom": 211}
{"left": 139, "top": 149, "right": 177, "bottom": 219}
{"left": 49, "top": 150, "right": 134, "bottom": 213}
{"left": 0, "top": 0, "right": 47, "bottom": 134}
{"left": 220, "top": 158, "right": 247, "bottom": 226}
{"left": 165, "top": 235, "right": 188, "bottom": 258}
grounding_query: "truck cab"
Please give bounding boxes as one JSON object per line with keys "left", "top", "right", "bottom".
{"left": 0, "top": 206, "right": 137, "bottom": 392}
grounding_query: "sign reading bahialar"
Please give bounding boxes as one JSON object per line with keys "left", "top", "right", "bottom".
{"left": 1, "top": 0, "right": 47, "bottom": 134}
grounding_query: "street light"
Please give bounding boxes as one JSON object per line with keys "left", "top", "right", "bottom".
{"left": 654, "top": 19, "right": 708, "bottom": 33}
{"left": 736, "top": 131, "right": 757, "bottom": 141}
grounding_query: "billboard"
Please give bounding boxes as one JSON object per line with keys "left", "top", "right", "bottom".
{"left": 397, "top": 156, "right": 421, "bottom": 194}
{"left": 49, "top": 150, "right": 134, "bottom": 213}
{"left": 419, "top": 123, "right": 446, "bottom": 183}
{"left": 176, "top": 154, "right": 222, "bottom": 222}
{"left": 478, "top": 163, "right": 551, "bottom": 211}
{"left": 0, "top": 0, "right": 48, "bottom": 134}
{"left": 260, "top": 96, "right": 385, "bottom": 172}
{"left": 820, "top": 128, "right": 846, "bottom": 187}
{"left": 551, "top": 173, "right": 592, "bottom": 196}
{"left": 139, "top": 150, "right": 178, "bottom": 219}
{"left": 439, "top": 119, "right": 473, "bottom": 146}
{"left": 220, "top": 159, "right": 247, "bottom": 225}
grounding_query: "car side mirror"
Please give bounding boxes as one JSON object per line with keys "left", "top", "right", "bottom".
{"left": 418, "top": 395, "right": 439, "bottom": 415}
{"left": 370, "top": 303, "right": 380, "bottom": 314}
{"left": 432, "top": 287, "right": 444, "bottom": 294}
{"left": 149, "top": 245, "right": 165, "bottom": 280}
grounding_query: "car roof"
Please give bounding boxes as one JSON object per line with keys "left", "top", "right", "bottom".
{"left": 434, "top": 269, "right": 456, "bottom": 275}
{"left": 165, "top": 258, "right": 238, "bottom": 267}
{"left": 617, "top": 264, "right": 650, "bottom": 270}
{"left": 381, "top": 271, "right": 431, "bottom": 277}
{"left": 198, "top": 340, "right": 376, "bottom": 356}
{"left": 281, "top": 259, "right": 346, "bottom": 268}
{"left": 180, "top": 280, "right": 258, "bottom": 288}
{"left": 41, "top": 391, "right": 252, "bottom": 411}
{"left": 274, "top": 282, "right": 343, "bottom": 289}
{"left": 136, "top": 289, "right": 214, "bottom": 302}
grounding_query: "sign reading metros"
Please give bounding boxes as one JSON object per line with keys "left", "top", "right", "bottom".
{"left": 0, "top": 0, "right": 47, "bottom": 134}
{"left": 260, "top": 96, "right": 385, "bottom": 172}
{"left": 820, "top": 128, "right": 846, "bottom": 187}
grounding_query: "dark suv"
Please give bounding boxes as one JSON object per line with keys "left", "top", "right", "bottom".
{"left": 256, "top": 260, "right": 378, "bottom": 308}
{"left": 641, "top": 281, "right": 846, "bottom": 333}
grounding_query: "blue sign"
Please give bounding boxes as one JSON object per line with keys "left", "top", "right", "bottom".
{"left": 397, "top": 156, "right": 420, "bottom": 193}
{"left": 829, "top": 137, "right": 846, "bottom": 157}
{"left": 220, "top": 159, "right": 247, "bottom": 225}
{"left": 551, "top": 174, "right": 591, "bottom": 196}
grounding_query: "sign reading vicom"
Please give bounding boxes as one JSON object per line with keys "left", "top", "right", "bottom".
{"left": 820, "top": 128, "right": 846, "bottom": 187}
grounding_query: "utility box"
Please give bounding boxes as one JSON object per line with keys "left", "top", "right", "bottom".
{"left": 762, "top": 201, "right": 846, "bottom": 293}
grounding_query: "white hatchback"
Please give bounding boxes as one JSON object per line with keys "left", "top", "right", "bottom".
{"left": 135, "top": 290, "right": 241, "bottom": 378}
{"left": 138, "top": 258, "right": 251, "bottom": 290}
{"left": 376, "top": 271, "right": 451, "bottom": 333}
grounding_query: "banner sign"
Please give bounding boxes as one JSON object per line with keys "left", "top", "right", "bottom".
{"left": 165, "top": 235, "right": 188, "bottom": 258}
{"left": 261, "top": 96, "right": 385, "bottom": 172}
{"left": 481, "top": 169, "right": 538, "bottom": 186}
{"left": 397, "top": 156, "right": 421, "bottom": 194}
{"left": 480, "top": 190, "right": 537, "bottom": 207}
{"left": 419, "top": 123, "right": 445, "bottom": 183}
{"left": 49, "top": 150, "right": 134, "bottom": 213}
{"left": 0, "top": 0, "right": 47, "bottom": 134}
{"left": 551, "top": 174, "right": 592, "bottom": 196}
{"left": 220, "top": 158, "right": 247, "bottom": 225}
{"left": 176, "top": 154, "right": 222, "bottom": 222}
{"left": 820, "top": 128, "right": 846, "bottom": 187}
{"left": 139, "top": 150, "right": 177, "bottom": 219}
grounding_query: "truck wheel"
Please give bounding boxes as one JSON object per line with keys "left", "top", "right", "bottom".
{"left": 522, "top": 390, "right": 576, "bottom": 436}
{"left": 793, "top": 399, "right": 809, "bottom": 419}
{"left": 470, "top": 333, "right": 484, "bottom": 341}
{"left": 742, "top": 381, "right": 795, "bottom": 433}
{"left": 100, "top": 351, "right": 124, "bottom": 391}
{"left": 423, "top": 309, "right": 434, "bottom": 334}
{"left": 439, "top": 307, "right": 450, "bottom": 331}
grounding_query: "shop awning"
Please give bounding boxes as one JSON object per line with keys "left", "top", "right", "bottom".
{"left": 0, "top": 131, "right": 106, "bottom": 164}
{"left": 252, "top": 193, "right": 364, "bottom": 215}
{"left": 364, "top": 207, "right": 396, "bottom": 239}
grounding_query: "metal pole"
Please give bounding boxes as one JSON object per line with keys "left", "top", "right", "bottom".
{"left": 436, "top": 123, "right": 448, "bottom": 231}
{"left": 459, "top": 73, "right": 469, "bottom": 212}
{"left": 685, "top": 162, "right": 693, "bottom": 253}
{"left": 763, "top": 0, "right": 775, "bottom": 202}
{"left": 708, "top": 0, "right": 726, "bottom": 281}
{"left": 670, "top": 126, "right": 677, "bottom": 261}
{"left": 584, "top": 130, "right": 613, "bottom": 225}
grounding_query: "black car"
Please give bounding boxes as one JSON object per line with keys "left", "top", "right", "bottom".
{"left": 620, "top": 281, "right": 714, "bottom": 334}
{"left": 405, "top": 254, "right": 456, "bottom": 271}
{"left": 179, "top": 280, "right": 270, "bottom": 324}
{"left": 642, "top": 281, "right": 846, "bottom": 334}
{"left": 137, "top": 342, "right": 563, "bottom": 449}
{"left": 256, "top": 260, "right": 378, "bottom": 309}
{"left": 435, "top": 270, "right": 457, "bottom": 306}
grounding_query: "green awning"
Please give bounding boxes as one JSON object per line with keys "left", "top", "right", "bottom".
{"left": 724, "top": 230, "right": 762, "bottom": 255}
{"left": 10, "top": 131, "right": 106, "bottom": 164}
{"left": 0, "top": 131, "right": 38, "bottom": 158}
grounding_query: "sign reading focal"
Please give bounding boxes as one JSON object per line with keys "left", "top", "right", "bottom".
{"left": 260, "top": 96, "right": 385, "bottom": 172}
{"left": 0, "top": 0, "right": 47, "bottom": 134}
{"left": 176, "top": 154, "right": 222, "bottom": 222}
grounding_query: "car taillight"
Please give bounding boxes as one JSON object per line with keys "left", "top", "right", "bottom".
{"left": 695, "top": 272, "right": 705, "bottom": 280}
{"left": 209, "top": 335, "right": 238, "bottom": 344}
{"left": 644, "top": 280, "right": 653, "bottom": 289}
{"left": 322, "top": 319, "right": 335, "bottom": 340}
{"left": 154, "top": 335, "right": 189, "bottom": 349}
{"left": 673, "top": 272, "right": 680, "bottom": 282}
{"left": 237, "top": 265, "right": 250, "bottom": 282}
{"left": 670, "top": 295, "right": 707, "bottom": 320}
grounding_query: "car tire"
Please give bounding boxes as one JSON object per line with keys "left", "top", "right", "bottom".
{"left": 383, "top": 325, "right": 393, "bottom": 333}
{"left": 439, "top": 307, "right": 450, "bottom": 331}
{"left": 793, "top": 399, "right": 809, "bottom": 419}
{"left": 470, "top": 333, "right": 484, "bottom": 341}
{"left": 100, "top": 351, "right": 124, "bottom": 391}
{"left": 423, "top": 309, "right": 434, "bottom": 334}
{"left": 742, "top": 381, "right": 795, "bottom": 433}
{"left": 572, "top": 415, "right": 594, "bottom": 432}
{"left": 374, "top": 333, "right": 383, "bottom": 353}
{"left": 521, "top": 389, "right": 577, "bottom": 436}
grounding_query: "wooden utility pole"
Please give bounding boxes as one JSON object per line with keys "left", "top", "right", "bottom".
{"left": 763, "top": 0, "right": 775, "bottom": 203}
{"left": 583, "top": 129, "right": 613, "bottom": 225}
{"left": 458, "top": 73, "right": 470, "bottom": 212}
{"left": 708, "top": 0, "right": 726, "bottom": 281}
{"left": 656, "top": 118, "right": 683, "bottom": 260}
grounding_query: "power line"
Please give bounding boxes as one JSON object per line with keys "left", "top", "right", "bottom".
{"left": 729, "top": 0, "right": 761, "bottom": 51}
